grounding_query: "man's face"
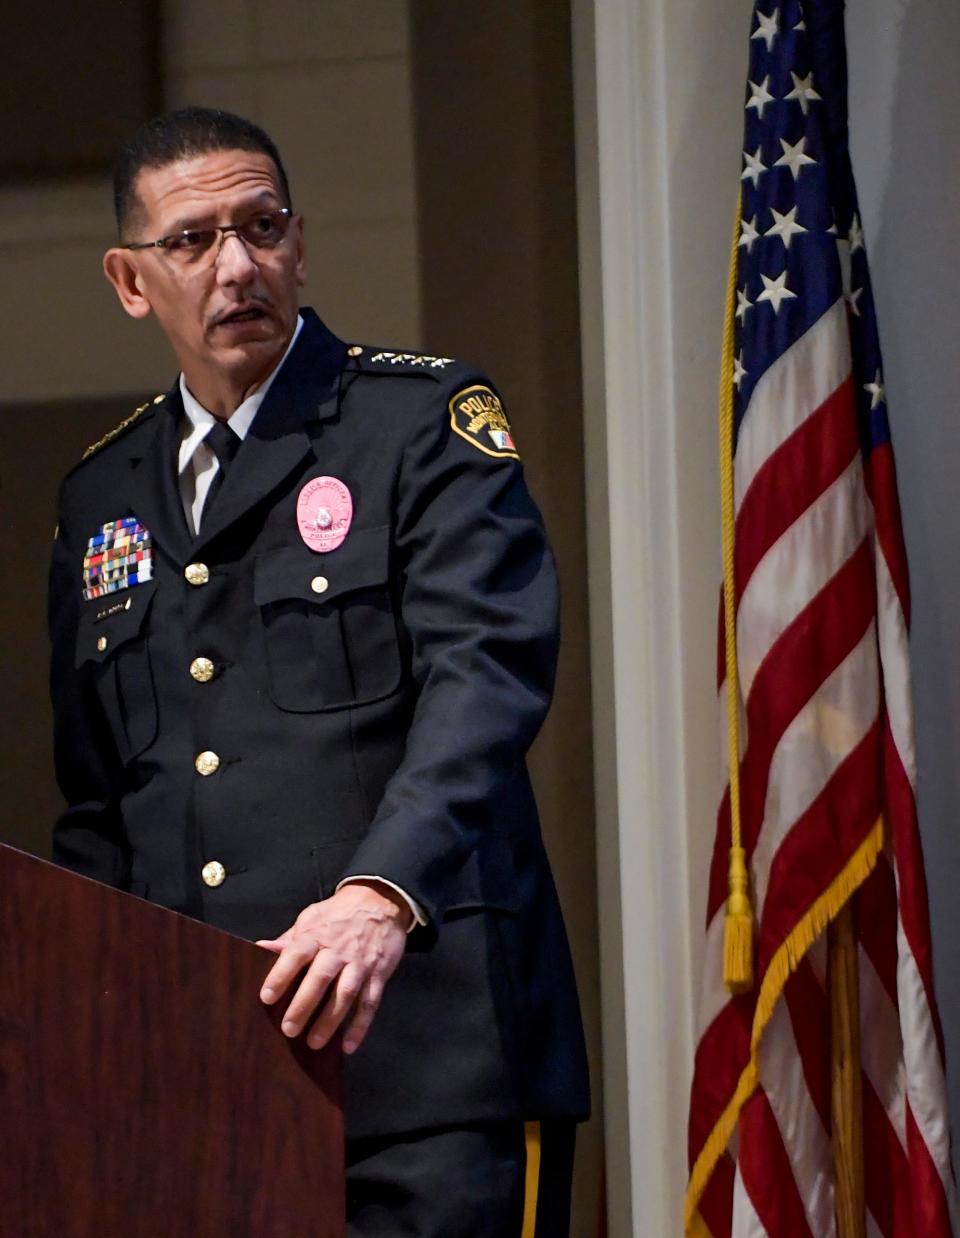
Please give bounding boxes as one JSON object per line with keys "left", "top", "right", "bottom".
{"left": 104, "top": 148, "right": 305, "bottom": 391}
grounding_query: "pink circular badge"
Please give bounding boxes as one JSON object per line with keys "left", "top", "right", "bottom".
{"left": 297, "top": 476, "right": 353, "bottom": 553}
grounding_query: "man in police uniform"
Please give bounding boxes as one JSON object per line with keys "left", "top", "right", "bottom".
{"left": 49, "top": 107, "right": 588, "bottom": 1235}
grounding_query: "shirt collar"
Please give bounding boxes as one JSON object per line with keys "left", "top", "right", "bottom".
{"left": 178, "top": 313, "right": 304, "bottom": 473}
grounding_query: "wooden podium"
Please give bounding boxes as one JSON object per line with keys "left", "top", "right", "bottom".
{"left": 0, "top": 844, "right": 345, "bottom": 1237}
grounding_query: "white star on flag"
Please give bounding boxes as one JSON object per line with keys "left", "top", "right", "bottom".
{"left": 741, "top": 146, "right": 768, "bottom": 188}
{"left": 846, "top": 287, "right": 864, "bottom": 317}
{"left": 794, "top": 18, "right": 806, "bottom": 30}
{"left": 736, "top": 287, "right": 754, "bottom": 322}
{"left": 864, "top": 370, "right": 886, "bottom": 409}
{"left": 733, "top": 351, "right": 747, "bottom": 391}
{"left": 848, "top": 212, "right": 865, "bottom": 254}
{"left": 785, "top": 70, "right": 822, "bottom": 115}
{"left": 757, "top": 270, "right": 797, "bottom": 312}
{"left": 765, "top": 205, "right": 807, "bottom": 249}
{"left": 774, "top": 135, "right": 817, "bottom": 180}
{"left": 746, "top": 76, "right": 776, "bottom": 119}
{"left": 739, "top": 215, "right": 760, "bottom": 253}
{"left": 751, "top": 8, "right": 780, "bottom": 52}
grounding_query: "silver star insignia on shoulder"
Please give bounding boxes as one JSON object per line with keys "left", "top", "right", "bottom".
{"left": 369, "top": 351, "right": 455, "bottom": 369}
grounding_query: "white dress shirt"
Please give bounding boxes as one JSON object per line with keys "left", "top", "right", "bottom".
{"left": 176, "top": 313, "right": 424, "bottom": 929}
{"left": 177, "top": 314, "right": 305, "bottom": 534}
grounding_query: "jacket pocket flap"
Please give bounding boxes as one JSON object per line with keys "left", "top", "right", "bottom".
{"left": 254, "top": 525, "right": 390, "bottom": 607}
{"left": 75, "top": 579, "right": 157, "bottom": 667}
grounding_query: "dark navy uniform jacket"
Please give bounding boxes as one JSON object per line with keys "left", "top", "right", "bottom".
{"left": 49, "top": 308, "right": 589, "bottom": 1138}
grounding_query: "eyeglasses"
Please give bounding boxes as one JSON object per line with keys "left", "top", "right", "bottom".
{"left": 124, "top": 207, "right": 294, "bottom": 264}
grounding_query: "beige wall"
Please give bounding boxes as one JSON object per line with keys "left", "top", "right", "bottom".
{"left": 410, "top": 8, "right": 602, "bottom": 1231}
{"left": 0, "top": 0, "right": 421, "bottom": 404}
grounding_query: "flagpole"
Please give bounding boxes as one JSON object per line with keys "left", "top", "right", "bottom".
{"left": 829, "top": 902, "right": 866, "bottom": 1238}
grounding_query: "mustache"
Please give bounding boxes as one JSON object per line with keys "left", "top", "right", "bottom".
{"left": 209, "top": 298, "right": 273, "bottom": 327}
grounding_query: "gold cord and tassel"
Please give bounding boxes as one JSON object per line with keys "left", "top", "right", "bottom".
{"left": 719, "top": 195, "right": 754, "bottom": 994}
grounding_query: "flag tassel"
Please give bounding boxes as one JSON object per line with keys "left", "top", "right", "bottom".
{"left": 723, "top": 845, "right": 754, "bottom": 992}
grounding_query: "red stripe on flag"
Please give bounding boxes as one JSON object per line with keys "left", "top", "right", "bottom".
{"left": 706, "top": 535, "right": 877, "bottom": 922}
{"left": 738, "top": 534, "right": 876, "bottom": 854}
{"left": 734, "top": 377, "right": 858, "bottom": 603}
{"left": 782, "top": 958, "right": 832, "bottom": 1135}
{"left": 856, "top": 855, "right": 900, "bottom": 1006}
{"left": 882, "top": 721, "right": 946, "bottom": 1060}
{"left": 864, "top": 442, "right": 911, "bottom": 623}
{"left": 863, "top": 1076, "right": 913, "bottom": 1237}
{"left": 758, "top": 721, "right": 881, "bottom": 966}
{"left": 905, "top": 1101, "right": 954, "bottom": 1235}
{"left": 738, "top": 1087, "right": 815, "bottom": 1237}
{"left": 689, "top": 998, "right": 752, "bottom": 1168}
{"left": 698, "top": 1152, "right": 735, "bottom": 1238}
{"left": 706, "top": 788, "right": 733, "bottom": 928}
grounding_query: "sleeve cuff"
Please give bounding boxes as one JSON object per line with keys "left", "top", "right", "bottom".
{"left": 335, "top": 875, "right": 427, "bottom": 933}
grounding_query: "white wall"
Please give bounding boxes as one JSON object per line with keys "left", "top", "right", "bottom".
{"left": 0, "top": 0, "right": 420, "bottom": 403}
{"left": 573, "top": 1, "right": 745, "bottom": 1232}
{"left": 847, "top": 0, "right": 960, "bottom": 1159}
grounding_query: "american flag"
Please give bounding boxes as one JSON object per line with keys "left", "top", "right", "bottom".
{"left": 685, "top": 2, "right": 957, "bottom": 1234}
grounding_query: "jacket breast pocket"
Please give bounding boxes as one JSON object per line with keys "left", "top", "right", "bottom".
{"left": 255, "top": 526, "right": 403, "bottom": 713}
{"left": 75, "top": 580, "right": 159, "bottom": 764}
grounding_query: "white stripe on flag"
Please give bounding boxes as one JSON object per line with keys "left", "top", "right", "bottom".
{"left": 858, "top": 943, "right": 908, "bottom": 1152}
{"left": 696, "top": 911, "right": 730, "bottom": 1040}
{"left": 893, "top": 908, "right": 960, "bottom": 1221}
{"left": 759, "top": 998, "right": 835, "bottom": 1236}
{"left": 752, "top": 621, "right": 879, "bottom": 919}
{"left": 737, "top": 457, "right": 870, "bottom": 699}
{"left": 731, "top": 1161, "right": 771, "bottom": 1238}
{"left": 734, "top": 299, "right": 851, "bottom": 513}
{"left": 873, "top": 545, "right": 917, "bottom": 788}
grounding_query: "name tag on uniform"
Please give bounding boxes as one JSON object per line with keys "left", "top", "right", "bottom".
{"left": 83, "top": 518, "right": 153, "bottom": 601}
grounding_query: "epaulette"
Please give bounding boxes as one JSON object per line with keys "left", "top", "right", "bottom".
{"left": 81, "top": 393, "right": 164, "bottom": 461}
{"left": 344, "top": 345, "right": 458, "bottom": 376}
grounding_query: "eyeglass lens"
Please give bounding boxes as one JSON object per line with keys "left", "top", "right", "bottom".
{"left": 166, "top": 210, "right": 291, "bottom": 259}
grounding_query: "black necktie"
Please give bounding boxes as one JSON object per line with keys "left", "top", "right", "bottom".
{"left": 198, "top": 420, "right": 241, "bottom": 529}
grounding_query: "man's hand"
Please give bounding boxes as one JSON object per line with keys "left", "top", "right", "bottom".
{"left": 256, "top": 880, "right": 411, "bottom": 1055}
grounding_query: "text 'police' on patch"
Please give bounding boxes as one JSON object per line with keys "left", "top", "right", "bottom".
{"left": 448, "top": 385, "right": 520, "bottom": 460}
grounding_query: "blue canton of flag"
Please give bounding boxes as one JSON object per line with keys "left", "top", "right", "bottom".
{"left": 734, "top": 0, "right": 888, "bottom": 456}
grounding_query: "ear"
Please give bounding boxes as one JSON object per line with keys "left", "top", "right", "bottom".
{"left": 291, "top": 215, "right": 307, "bottom": 287}
{"left": 103, "top": 248, "right": 153, "bottom": 320}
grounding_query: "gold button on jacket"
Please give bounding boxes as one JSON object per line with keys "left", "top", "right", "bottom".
{"left": 189, "top": 656, "right": 215, "bottom": 683}
{"left": 184, "top": 562, "right": 210, "bottom": 586}
{"left": 194, "top": 750, "right": 220, "bottom": 776}
{"left": 201, "top": 860, "right": 226, "bottom": 888}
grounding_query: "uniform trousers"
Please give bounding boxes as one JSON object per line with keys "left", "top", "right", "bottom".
{"left": 345, "top": 1120, "right": 576, "bottom": 1237}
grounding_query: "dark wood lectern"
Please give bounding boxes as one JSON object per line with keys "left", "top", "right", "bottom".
{"left": 0, "top": 844, "right": 344, "bottom": 1237}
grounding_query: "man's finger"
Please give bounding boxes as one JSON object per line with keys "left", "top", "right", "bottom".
{"left": 278, "top": 949, "right": 344, "bottom": 1035}
{"left": 342, "top": 974, "right": 384, "bottom": 1056}
{"left": 306, "top": 962, "right": 366, "bottom": 1050}
{"left": 259, "top": 935, "right": 321, "bottom": 1004}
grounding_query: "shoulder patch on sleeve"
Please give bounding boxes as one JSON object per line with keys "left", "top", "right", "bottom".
{"left": 448, "top": 385, "right": 520, "bottom": 460}
{"left": 81, "top": 396, "right": 159, "bottom": 461}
